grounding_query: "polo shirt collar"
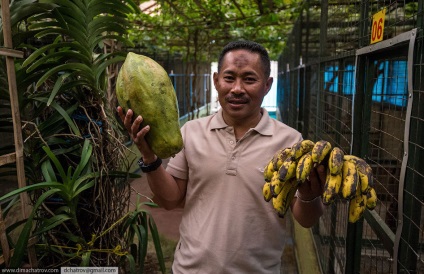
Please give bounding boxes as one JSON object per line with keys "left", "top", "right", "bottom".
{"left": 210, "top": 108, "right": 274, "bottom": 136}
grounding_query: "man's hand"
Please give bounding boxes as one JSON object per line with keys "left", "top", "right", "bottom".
{"left": 297, "top": 164, "right": 327, "bottom": 201}
{"left": 116, "top": 106, "right": 156, "bottom": 163}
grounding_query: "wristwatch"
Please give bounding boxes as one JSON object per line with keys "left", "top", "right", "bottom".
{"left": 138, "top": 157, "right": 162, "bottom": 173}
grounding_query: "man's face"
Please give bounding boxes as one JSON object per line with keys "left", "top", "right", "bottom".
{"left": 213, "top": 49, "right": 273, "bottom": 122}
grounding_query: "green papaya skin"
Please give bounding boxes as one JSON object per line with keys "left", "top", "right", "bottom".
{"left": 116, "top": 52, "right": 183, "bottom": 158}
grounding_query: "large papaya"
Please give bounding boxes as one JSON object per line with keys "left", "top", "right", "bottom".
{"left": 116, "top": 52, "right": 183, "bottom": 158}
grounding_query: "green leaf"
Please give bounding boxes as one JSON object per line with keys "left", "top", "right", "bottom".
{"left": 26, "top": 51, "right": 91, "bottom": 74}
{"left": 81, "top": 251, "right": 92, "bottom": 266}
{"left": 124, "top": 253, "right": 136, "bottom": 274}
{"left": 33, "top": 97, "right": 81, "bottom": 136}
{"left": 10, "top": 188, "right": 61, "bottom": 267}
{"left": 41, "top": 159, "right": 58, "bottom": 182}
{"left": 22, "top": 42, "right": 67, "bottom": 68}
{"left": 35, "top": 63, "right": 94, "bottom": 88}
{"left": 71, "top": 178, "right": 95, "bottom": 198}
{"left": 35, "top": 213, "right": 72, "bottom": 235}
{"left": 47, "top": 72, "right": 71, "bottom": 106}
{"left": 133, "top": 223, "right": 147, "bottom": 267}
{"left": 42, "top": 144, "right": 68, "bottom": 184}
{"left": 149, "top": 218, "right": 166, "bottom": 273}
{"left": 72, "top": 139, "right": 93, "bottom": 181}
{"left": 0, "top": 182, "right": 62, "bottom": 203}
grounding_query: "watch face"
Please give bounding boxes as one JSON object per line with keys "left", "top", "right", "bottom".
{"left": 138, "top": 157, "right": 162, "bottom": 172}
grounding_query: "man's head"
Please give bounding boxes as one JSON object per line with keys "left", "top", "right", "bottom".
{"left": 213, "top": 40, "right": 273, "bottom": 127}
{"left": 217, "top": 40, "right": 271, "bottom": 78}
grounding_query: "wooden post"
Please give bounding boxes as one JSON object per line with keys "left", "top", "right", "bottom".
{"left": 0, "top": 0, "right": 37, "bottom": 267}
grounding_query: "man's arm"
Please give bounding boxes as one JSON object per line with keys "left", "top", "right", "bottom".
{"left": 145, "top": 165, "right": 188, "bottom": 210}
{"left": 117, "top": 106, "right": 187, "bottom": 210}
{"left": 291, "top": 165, "right": 326, "bottom": 228}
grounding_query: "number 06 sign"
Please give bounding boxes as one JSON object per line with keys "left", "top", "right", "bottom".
{"left": 371, "top": 8, "right": 386, "bottom": 44}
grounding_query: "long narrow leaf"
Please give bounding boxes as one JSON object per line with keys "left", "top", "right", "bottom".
{"left": 10, "top": 188, "right": 61, "bottom": 267}
{"left": 149, "top": 218, "right": 166, "bottom": 274}
{"left": 41, "top": 159, "right": 58, "bottom": 182}
{"left": 26, "top": 51, "right": 91, "bottom": 74}
{"left": 72, "top": 139, "right": 92, "bottom": 181}
{"left": 71, "top": 179, "right": 95, "bottom": 198}
{"left": 34, "top": 214, "right": 72, "bottom": 235}
{"left": 124, "top": 253, "right": 136, "bottom": 274}
{"left": 80, "top": 251, "right": 92, "bottom": 266}
{"left": 0, "top": 182, "right": 63, "bottom": 203}
{"left": 46, "top": 0, "right": 87, "bottom": 19}
{"left": 47, "top": 73, "right": 70, "bottom": 103}
{"left": 132, "top": 224, "right": 147, "bottom": 268}
{"left": 33, "top": 97, "right": 81, "bottom": 136}
{"left": 140, "top": 213, "right": 148, "bottom": 264}
{"left": 94, "top": 55, "right": 127, "bottom": 84}
{"left": 42, "top": 145, "right": 68, "bottom": 183}
{"left": 35, "top": 63, "right": 95, "bottom": 88}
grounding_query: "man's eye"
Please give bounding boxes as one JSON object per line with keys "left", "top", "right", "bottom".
{"left": 245, "top": 77, "right": 256, "bottom": 82}
{"left": 224, "top": 76, "right": 234, "bottom": 81}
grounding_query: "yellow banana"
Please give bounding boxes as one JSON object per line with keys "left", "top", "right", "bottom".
{"left": 296, "top": 151, "right": 313, "bottom": 183}
{"left": 328, "top": 147, "right": 344, "bottom": 175}
{"left": 270, "top": 171, "right": 282, "bottom": 197}
{"left": 311, "top": 140, "right": 332, "bottom": 164}
{"left": 348, "top": 186, "right": 367, "bottom": 223}
{"left": 272, "top": 178, "right": 298, "bottom": 218}
{"left": 322, "top": 169, "right": 342, "bottom": 205}
{"left": 278, "top": 157, "right": 297, "bottom": 182}
{"left": 366, "top": 187, "right": 377, "bottom": 210}
{"left": 272, "top": 147, "right": 292, "bottom": 171}
{"left": 263, "top": 160, "right": 275, "bottom": 182}
{"left": 262, "top": 182, "right": 273, "bottom": 202}
{"left": 340, "top": 159, "right": 358, "bottom": 200}
{"left": 343, "top": 155, "right": 373, "bottom": 193}
{"left": 290, "top": 139, "right": 315, "bottom": 160}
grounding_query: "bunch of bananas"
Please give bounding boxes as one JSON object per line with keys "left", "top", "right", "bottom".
{"left": 262, "top": 139, "right": 377, "bottom": 223}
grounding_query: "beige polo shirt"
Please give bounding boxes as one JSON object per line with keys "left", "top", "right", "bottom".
{"left": 166, "top": 108, "right": 302, "bottom": 274}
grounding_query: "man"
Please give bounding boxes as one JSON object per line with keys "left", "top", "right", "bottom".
{"left": 117, "top": 40, "right": 326, "bottom": 273}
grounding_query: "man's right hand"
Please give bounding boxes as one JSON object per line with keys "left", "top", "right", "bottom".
{"left": 116, "top": 106, "right": 157, "bottom": 163}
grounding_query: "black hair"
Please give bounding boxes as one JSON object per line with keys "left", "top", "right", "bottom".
{"left": 217, "top": 40, "right": 271, "bottom": 78}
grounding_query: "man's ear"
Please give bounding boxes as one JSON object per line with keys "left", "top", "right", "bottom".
{"left": 265, "top": 77, "right": 273, "bottom": 95}
{"left": 213, "top": 72, "right": 219, "bottom": 88}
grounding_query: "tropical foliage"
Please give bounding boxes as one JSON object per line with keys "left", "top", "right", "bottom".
{"left": 128, "top": 0, "right": 304, "bottom": 60}
{"left": 0, "top": 0, "right": 165, "bottom": 271}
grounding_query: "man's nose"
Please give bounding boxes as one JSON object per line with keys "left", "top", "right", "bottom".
{"left": 231, "top": 79, "right": 245, "bottom": 93}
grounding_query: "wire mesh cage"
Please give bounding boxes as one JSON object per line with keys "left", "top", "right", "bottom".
{"left": 278, "top": 0, "right": 423, "bottom": 273}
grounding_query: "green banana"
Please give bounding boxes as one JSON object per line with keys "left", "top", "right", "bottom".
{"left": 344, "top": 155, "right": 373, "bottom": 193}
{"left": 340, "top": 159, "right": 358, "bottom": 200}
{"left": 311, "top": 140, "right": 332, "bottom": 164}
{"left": 366, "top": 187, "right": 377, "bottom": 210}
{"left": 322, "top": 169, "right": 342, "bottom": 205}
{"left": 348, "top": 186, "right": 367, "bottom": 223}
{"left": 262, "top": 182, "right": 273, "bottom": 202}
{"left": 290, "top": 139, "right": 315, "bottom": 160}
{"left": 296, "top": 151, "right": 313, "bottom": 183}
{"left": 272, "top": 178, "right": 298, "bottom": 218}
{"left": 278, "top": 157, "right": 297, "bottom": 182}
{"left": 328, "top": 147, "right": 344, "bottom": 175}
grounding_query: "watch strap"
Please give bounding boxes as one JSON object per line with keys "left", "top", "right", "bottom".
{"left": 138, "top": 157, "right": 162, "bottom": 173}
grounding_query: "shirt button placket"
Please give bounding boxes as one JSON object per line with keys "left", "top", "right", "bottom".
{"left": 226, "top": 138, "right": 238, "bottom": 175}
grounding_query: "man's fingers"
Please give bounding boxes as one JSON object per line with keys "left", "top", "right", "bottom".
{"left": 316, "top": 164, "right": 327, "bottom": 188}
